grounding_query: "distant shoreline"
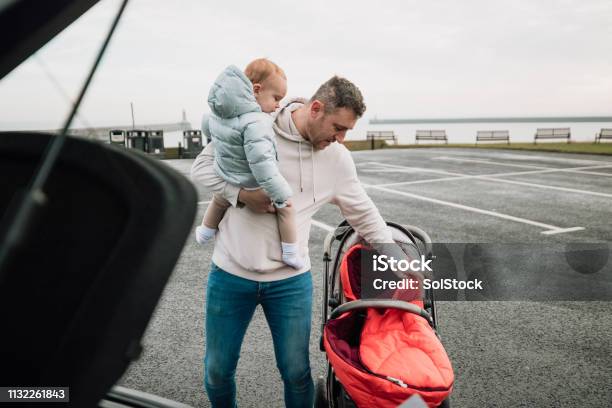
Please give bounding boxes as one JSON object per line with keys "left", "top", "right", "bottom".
{"left": 370, "top": 116, "right": 612, "bottom": 124}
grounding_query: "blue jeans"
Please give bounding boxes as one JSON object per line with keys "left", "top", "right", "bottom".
{"left": 204, "top": 263, "right": 314, "bottom": 408}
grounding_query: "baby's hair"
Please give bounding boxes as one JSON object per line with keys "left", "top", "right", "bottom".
{"left": 244, "top": 58, "right": 286, "bottom": 84}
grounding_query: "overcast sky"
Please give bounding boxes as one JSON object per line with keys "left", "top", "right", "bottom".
{"left": 1, "top": 0, "right": 611, "bottom": 130}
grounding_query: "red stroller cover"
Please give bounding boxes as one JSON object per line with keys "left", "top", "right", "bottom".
{"left": 324, "top": 244, "right": 454, "bottom": 407}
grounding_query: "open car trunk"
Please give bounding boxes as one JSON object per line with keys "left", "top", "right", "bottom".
{"left": 0, "top": 2, "right": 198, "bottom": 406}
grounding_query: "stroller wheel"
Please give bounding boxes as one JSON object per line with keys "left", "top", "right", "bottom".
{"left": 439, "top": 397, "right": 451, "bottom": 408}
{"left": 315, "top": 376, "right": 327, "bottom": 408}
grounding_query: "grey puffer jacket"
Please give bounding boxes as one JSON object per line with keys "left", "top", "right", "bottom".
{"left": 202, "top": 65, "right": 292, "bottom": 205}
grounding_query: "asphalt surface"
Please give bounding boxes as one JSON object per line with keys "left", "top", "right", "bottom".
{"left": 118, "top": 147, "right": 612, "bottom": 407}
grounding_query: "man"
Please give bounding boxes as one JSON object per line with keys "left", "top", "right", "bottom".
{"left": 191, "top": 75, "right": 402, "bottom": 408}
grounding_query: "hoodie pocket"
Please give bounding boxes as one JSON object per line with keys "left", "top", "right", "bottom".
{"left": 218, "top": 207, "right": 285, "bottom": 272}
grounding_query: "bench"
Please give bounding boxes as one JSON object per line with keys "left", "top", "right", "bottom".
{"left": 534, "top": 128, "right": 571, "bottom": 144}
{"left": 415, "top": 130, "right": 448, "bottom": 144}
{"left": 366, "top": 130, "right": 397, "bottom": 150}
{"left": 476, "top": 130, "right": 510, "bottom": 145}
{"left": 595, "top": 128, "right": 612, "bottom": 143}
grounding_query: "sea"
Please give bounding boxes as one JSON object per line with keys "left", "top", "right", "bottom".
{"left": 2, "top": 117, "right": 611, "bottom": 147}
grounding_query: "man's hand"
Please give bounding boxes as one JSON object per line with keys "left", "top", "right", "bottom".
{"left": 238, "top": 189, "right": 275, "bottom": 214}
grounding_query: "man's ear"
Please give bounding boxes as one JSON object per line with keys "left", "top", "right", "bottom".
{"left": 310, "top": 100, "right": 324, "bottom": 118}
{"left": 253, "top": 83, "right": 262, "bottom": 95}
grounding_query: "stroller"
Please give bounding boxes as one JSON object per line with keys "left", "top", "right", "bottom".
{"left": 315, "top": 221, "right": 454, "bottom": 408}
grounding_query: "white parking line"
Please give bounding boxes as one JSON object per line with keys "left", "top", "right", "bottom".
{"left": 373, "top": 164, "right": 612, "bottom": 188}
{"left": 376, "top": 175, "right": 474, "bottom": 187}
{"left": 541, "top": 227, "right": 586, "bottom": 236}
{"left": 433, "top": 156, "right": 550, "bottom": 169}
{"left": 559, "top": 165, "right": 612, "bottom": 177}
{"left": 477, "top": 177, "right": 612, "bottom": 199}
{"left": 430, "top": 156, "right": 612, "bottom": 177}
{"left": 364, "top": 162, "right": 612, "bottom": 198}
{"left": 362, "top": 183, "right": 585, "bottom": 235}
{"left": 480, "top": 164, "right": 612, "bottom": 178}
{"left": 311, "top": 219, "right": 335, "bottom": 232}
{"left": 360, "top": 163, "right": 465, "bottom": 176}
{"left": 437, "top": 151, "right": 609, "bottom": 166}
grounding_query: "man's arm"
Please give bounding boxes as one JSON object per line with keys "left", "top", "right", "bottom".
{"left": 190, "top": 142, "right": 275, "bottom": 213}
{"left": 331, "top": 149, "right": 394, "bottom": 244}
{"left": 331, "top": 149, "right": 424, "bottom": 281}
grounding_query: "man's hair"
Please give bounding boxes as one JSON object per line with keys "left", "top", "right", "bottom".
{"left": 244, "top": 58, "right": 286, "bottom": 84}
{"left": 310, "top": 76, "right": 366, "bottom": 118}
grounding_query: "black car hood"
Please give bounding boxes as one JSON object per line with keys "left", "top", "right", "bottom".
{"left": 0, "top": 0, "right": 100, "bottom": 80}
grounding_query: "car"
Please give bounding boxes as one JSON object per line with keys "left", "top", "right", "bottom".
{"left": 0, "top": 1, "right": 198, "bottom": 406}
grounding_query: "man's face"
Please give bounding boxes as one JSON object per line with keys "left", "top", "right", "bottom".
{"left": 307, "top": 101, "right": 357, "bottom": 150}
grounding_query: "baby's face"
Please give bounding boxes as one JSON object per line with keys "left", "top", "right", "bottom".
{"left": 254, "top": 73, "right": 287, "bottom": 113}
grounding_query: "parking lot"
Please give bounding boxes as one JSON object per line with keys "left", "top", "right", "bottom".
{"left": 119, "top": 147, "right": 612, "bottom": 407}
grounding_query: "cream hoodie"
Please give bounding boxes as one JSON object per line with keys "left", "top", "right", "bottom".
{"left": 191, "top": 98, "right": 393, "bottom": 282}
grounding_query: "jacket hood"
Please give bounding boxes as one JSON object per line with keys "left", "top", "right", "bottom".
{"left": 272, "top": 97, "right": 309, "bottom": 143}
{"left": 208, "top": 65, "right": 260, "bottom": 119}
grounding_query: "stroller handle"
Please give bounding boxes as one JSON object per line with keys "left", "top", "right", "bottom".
{"left": 323, "top": 231, "right": 335, "bottom": 261}
{"left": 398, "top": 224, "right": 433, "bottom": 261}
{"left": 322, "top": 223, "right": 434, "bottom": 262}
{"left": 329, "top": 299, "right": 434, "bottom": 327}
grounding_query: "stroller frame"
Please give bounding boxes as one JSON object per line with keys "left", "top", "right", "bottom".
{"left": 316, "top": 220, "right": 449, "bottom": 408}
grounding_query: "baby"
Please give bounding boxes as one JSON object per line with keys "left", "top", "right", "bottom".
{"left": 196, "top": 58, "right": 304, "bottom": 269}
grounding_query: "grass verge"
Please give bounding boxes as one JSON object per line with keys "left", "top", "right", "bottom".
{"left": 343, "top": 141, "right": 612, "bottom": 155}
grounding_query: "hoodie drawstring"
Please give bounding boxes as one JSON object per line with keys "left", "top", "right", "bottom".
{"left": 311, "top": 144, "right": 315, "bottom": 202}
{"left": 298, "top": 141, "right": 303, "bottom": 193}
{"left": 287, "top": 105, "right": 314, "bottom": 201}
